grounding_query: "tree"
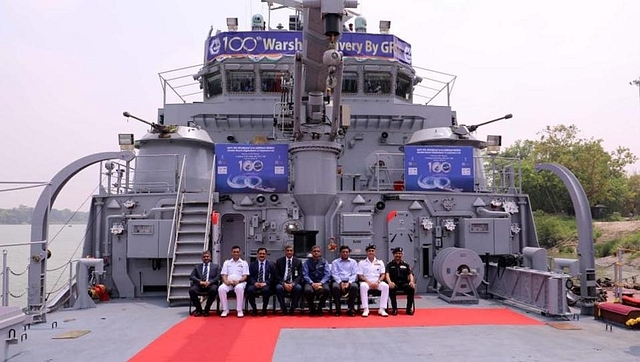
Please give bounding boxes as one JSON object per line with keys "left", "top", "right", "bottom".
{"left": 501, "top": 124, "right": 637, "bottom": 214}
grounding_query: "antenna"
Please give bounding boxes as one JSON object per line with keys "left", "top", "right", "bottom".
{"left": 631, "top": 77, "right": 640, "bottom": 118}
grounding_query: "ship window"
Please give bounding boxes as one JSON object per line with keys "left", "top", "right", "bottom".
{"left": 205, "top": 73, "right": 222, "bottom": 98}
{"left": 227, "top": 71, "right": 256, "bottom": 93}
{"left": 261, "top": 71, "right": 287, "bottom": 93}
{"left": 342, "top": 72, "right": 358, "bottom": 93}
{"left": 364, "top": 72, "right": 391, "bottom": 94}
{"left": 396, "top": 73, "right": 412, "bottom": 100}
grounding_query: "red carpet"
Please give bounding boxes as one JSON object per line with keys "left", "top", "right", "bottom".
{"left": 130, "top": 308, "right": 542, "bottom": 361}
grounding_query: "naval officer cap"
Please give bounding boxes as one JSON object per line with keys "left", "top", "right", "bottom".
{"left": 392, "top": 247, "right": 403, "bottom": 254}
{"left": 365, "top": 244, "right": 376, "bottom": 251}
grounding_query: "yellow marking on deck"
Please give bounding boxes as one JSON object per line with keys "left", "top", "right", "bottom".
{"left": 52, "top": 330, "right": 91, "bottom": 339}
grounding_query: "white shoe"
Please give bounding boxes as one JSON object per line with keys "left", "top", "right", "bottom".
{"left": 237, "top": 310, "right": 244, "bottom": 318}
{"left": 362, "top": 308, "right": 369, "bottom": 318}
{"left": 221, "top": 310, "right": 229, "bottom": 317}
{"left": 378, "top": 308, "right": 388, "bottom": 317}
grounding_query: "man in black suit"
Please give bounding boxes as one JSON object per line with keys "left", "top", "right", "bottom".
{"left": 189, "top": 250, "right": 220, "bottom": 317}
{"left": 246, "top": 247, "right": 276, "bottom": 316}
{"left": 274, "top": 244, "right": 303, "bottom": 316}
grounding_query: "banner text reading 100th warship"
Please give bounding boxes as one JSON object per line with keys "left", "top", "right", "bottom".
{"left": 206, "top": 31, "right": 412, "bottom": 65}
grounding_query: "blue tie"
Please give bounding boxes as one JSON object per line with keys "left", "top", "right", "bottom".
{"left": 259, "top": 262, "right": 264, "bottom": 283}
{"left": 202, "top": 264, "right": 208, "bottom": 281}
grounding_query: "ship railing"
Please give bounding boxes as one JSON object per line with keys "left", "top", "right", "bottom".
{"left": 166, "top": 155, "right": 187, "bottom": 297}
{"left": 272, "top": 102, "right": 294, "bottom": 138}
{"left": 158, "top": 64, "right": 203, "bottom": 107}
{"left": 412, "top": 66, "right": 457, "bottom": 107}
{"left": 99, "top": 159, "right": 133, "bottom": 195}
{"left": 351, "top": 152, "right": 523, "bottom": 194}
{"left": 0, "top": 243, "right": 45, "bottom": 308}
{"left": 479, "top": 155, "right": 523, "bottom": 194}
{"left": 99, "top": 154, "right": 183, "bottom": 195}
{"left": 203, "top": 156, "right": 216, "bottom": 250}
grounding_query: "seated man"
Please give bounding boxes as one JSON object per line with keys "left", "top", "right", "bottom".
{"left": 274, "top": 245, "right": 303, "bottom": 316}
{"left": 188, "top": 250, "right": 220, "bottom": 316}
{"left": 246, "top": 247, "right": 275, "bottom": 316}
{"left": 218, "top": 245, "right": 250, "bottom": 318}
{"left": 357, "top": 244, "right": 389, "bottom": 317}
{"left": 330, "top": 245, "right": 358, "bottom": 316}
{"left": 386, "top": 247, "right": 416, "bottom": 315}
{"left": 302, "top": 245, "right": 331, "bottom": 316}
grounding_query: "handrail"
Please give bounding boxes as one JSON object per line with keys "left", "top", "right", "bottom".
{"left": 158, "top": 63, "right": 202, "bottom": 106}
{"left": 203, "top": 156, "right": 216, "bottom": 254}
{"left": 360, "top": 152, "right": 522, "bottom": 193}
{"left": 166, "top": 155, "right": 187, "bottom": 300}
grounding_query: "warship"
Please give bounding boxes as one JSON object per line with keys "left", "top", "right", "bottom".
{"left": 1, "top": 1, "right": 639, "bottom": 361}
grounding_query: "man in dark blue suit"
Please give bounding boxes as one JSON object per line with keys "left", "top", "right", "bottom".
{"left": 246, "top": 247, "right": 276, "bottom": 316}
{"left": 189, "top": 250, "right": 220, "bottom": 316}
{"left": 274, "top": 245, "right": 303, "bottom": 316}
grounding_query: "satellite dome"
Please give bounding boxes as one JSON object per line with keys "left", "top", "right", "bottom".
{"left": 252, "top": 14, "right": 264, "bottom": 31}
{"left": 354, "top": 16, "right": 367, "bottom": 33}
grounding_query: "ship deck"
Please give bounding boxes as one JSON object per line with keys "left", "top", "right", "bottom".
{"left": 7, "top": 294, "right": 640, "bottom": 361}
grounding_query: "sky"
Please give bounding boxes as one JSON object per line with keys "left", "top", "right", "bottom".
{"left": 1, "top": 0, "right": 639, "bottom": 211}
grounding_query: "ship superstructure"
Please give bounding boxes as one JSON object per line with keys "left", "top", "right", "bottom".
{"left": 25, "top": 0, "right": 596, "bottom": 323}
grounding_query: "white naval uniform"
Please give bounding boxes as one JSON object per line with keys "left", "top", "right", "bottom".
{"left": 357, "top": 257, "right": 389, "bottom": 309}
{"left": 218, "top": 258, "right": 250, "bottom": 312}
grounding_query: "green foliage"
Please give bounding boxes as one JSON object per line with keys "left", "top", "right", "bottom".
{"left": 594, "top": 241, "right": 616, "bottom": 258}
{"left": 558, "top": 245, "right": 575, "bottom": 254}
{"left": 0, "top": 205, "right": 88, "bottom": 225}
{"left": 592, "top": 231, "right": 640, "bottom": 257}
{"left": 501, "top": 124, "right": 638, "bottom": 215}
{"left": 533, "top": 211, "right": 578, "bottom": 248}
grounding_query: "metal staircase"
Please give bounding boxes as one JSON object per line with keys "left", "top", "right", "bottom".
{"left": 167, "top": 193, "right": 212, "bottom": 306}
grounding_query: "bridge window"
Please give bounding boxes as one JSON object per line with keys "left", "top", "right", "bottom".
{"left": 396, "top": 73, "right": 412, "bottom": 100}
{"left": 227, "top": 71, "right": 255, "bottom": 93}
{"left": 205, "top": 73, "right": 222, "bottom": 98}
{"left": 364, "top": 72, "right": 391, "bottom": 94}
{"left": 261, "top": 71, "right": 287, "bottom": 93}
{"left": 342, "top": 72, "right": 358, "bottom": 94}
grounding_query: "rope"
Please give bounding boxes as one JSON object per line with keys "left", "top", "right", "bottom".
{"left": 9, "top": 288, "right": 27, "bottom": 299}
{"left": 47, "top": 283, "right": 70, "bottom": 296}
{"left": 9, "top": 266, "right": 28, "bottom": 276}
{"left": 45, "top": 175, "right": 107, "bottom": 299}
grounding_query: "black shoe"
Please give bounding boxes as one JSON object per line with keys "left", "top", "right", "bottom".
{"left": 346, "top": 309, "right": 355, "bottom": 317}
{"left": 391, "top": 309, "right": 398, "bottom": 316}
{"left": 407, "top": 309, "right": 414, "bottom": 316}
{"left": 260, "top": 309, "right": 267, "bottom": 316}
{"left": 334, "top": 310, "right": 341, "bottom": 317}
{"left": 317, "top": 310, "right": 324, "bottom": 317}
{"left": 281, "top": 310, "right": 288, "bottom": 316}
{"left": 289, "top": 309, "right": 295, "bottom": 316}
{"left": 193, "top": 311, "right": 203, "bottom": 317}
{"left": 251, "top": 309, "right": 258, "bottom": 316}
{"left": 203, "top": 310, "right": 210, "bottom": 317}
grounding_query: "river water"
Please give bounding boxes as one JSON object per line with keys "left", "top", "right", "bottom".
{"left": 0, "top": 224, "right": 85, "bottom": 308}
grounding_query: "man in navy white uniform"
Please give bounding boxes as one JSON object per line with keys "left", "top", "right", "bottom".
{"left": 218, "top": 245, "right": 250, "bottom": 317}
{"left": 357, "top": 244, "right": 389, "bottom": 317}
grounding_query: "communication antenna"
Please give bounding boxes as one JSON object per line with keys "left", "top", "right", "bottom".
{"left": 630, "top": 77, "right": 640, "bottom": 118}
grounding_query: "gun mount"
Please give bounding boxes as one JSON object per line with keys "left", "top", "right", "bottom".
{"left": 467, "top": 113, "right": 513, "bottom": 132}
{"left": 123, "top": 111, "right": 177, "bottom": 134}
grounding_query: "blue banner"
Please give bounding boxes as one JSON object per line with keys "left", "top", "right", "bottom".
{"left": 215, "top": 144, "right": 289, "bottom": 193}
{"left": 404, "top": 146, "right": 475, "bottom": 192}
{"left": 206, "top": 31, "right": 412, "bottom": 65}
